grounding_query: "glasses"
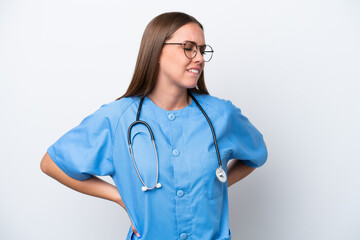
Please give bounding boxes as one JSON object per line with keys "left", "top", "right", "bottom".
{"left": 163, "top": 41, "right": 214, "bottom": 62}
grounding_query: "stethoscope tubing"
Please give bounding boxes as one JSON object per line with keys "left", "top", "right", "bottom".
{"left": 188, "top": 92, "right": 223, "bottom": 168}
{"left": 127, "top": 92, "right": 225, "bottom": 191}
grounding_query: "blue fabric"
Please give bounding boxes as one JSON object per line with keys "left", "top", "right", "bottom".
{"left": 47, "top": 92, "right": 268, "bottom": 240}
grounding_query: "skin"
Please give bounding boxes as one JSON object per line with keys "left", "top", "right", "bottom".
{"left": 147, "top": 23, "right": 205, "bottom": 110}
{"left": 40, "top": 22, "right": 266, "bottom": 238}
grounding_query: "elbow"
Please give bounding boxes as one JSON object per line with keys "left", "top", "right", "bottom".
{"left": 40, "top": 152, "right": 51, "bottom": 174}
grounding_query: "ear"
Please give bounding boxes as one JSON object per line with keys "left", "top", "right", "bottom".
{"left": 158, "top": 46, "right": 166, "bottom": 64}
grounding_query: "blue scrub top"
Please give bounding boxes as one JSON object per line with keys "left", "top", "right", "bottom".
{"left": 47, "top": 92, "right": 268, "bottom": 240}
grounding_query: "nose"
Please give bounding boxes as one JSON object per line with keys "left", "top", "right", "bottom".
{"left": 193, "top": 50, "right": 205, "bottom": 64}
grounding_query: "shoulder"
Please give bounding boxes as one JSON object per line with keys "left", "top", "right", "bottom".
{"left": 81, "top": 97, "right": 137, "bottom": 128}
{"left": 192, "top": 92, "right": 234, "bottom": 116}
{"left": 98, "top": 97, "right": 137, "bottom": 116}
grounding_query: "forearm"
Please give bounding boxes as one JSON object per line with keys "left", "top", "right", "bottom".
{"left": 41, "top": 153, "right": 125, "bottom": 209}
{"left": 227, "top": 160, "right": 256, "bottom": 187}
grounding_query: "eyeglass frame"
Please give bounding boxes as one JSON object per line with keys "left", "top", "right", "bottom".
{"left": 163, "top": 41, "right": 214, "bottom": 62}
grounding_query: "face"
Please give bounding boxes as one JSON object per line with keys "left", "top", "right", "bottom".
{"left": 157, "top": 23, "right": 206, "bottom": 90}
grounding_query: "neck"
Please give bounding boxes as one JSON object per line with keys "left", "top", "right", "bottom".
{"left": 147, "top": 86, "right": 191, "bottom": 111}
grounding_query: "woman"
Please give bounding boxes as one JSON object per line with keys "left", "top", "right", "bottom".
{"left": 41, "top": 12, "right": 268, "bottom": 240}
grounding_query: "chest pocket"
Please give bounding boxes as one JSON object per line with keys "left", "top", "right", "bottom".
{"left": 202, "top": 149, "right": 230, "bottom": 199}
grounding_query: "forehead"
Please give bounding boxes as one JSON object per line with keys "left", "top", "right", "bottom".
{"left": 169, "top": 23, "right": 205, "bottom": 45}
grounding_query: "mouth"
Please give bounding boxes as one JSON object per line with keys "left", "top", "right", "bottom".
{"left": 186, "top": 68, "right": 201, "bottom": 74}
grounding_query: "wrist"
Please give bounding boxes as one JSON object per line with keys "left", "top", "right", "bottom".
{"left": 114, "top": 195, "right": 125, "bottom": 209}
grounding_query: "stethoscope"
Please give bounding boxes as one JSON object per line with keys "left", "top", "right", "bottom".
{"left": 127, "top": 92, "right": 227, "bottom": 192}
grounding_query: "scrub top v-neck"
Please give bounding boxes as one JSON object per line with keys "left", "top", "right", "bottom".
{"left": 47, "top": 92, "right": 268, "bottom": 240}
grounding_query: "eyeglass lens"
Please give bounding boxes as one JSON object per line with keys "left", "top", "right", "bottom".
{"left": 184, "top": 42, "right": 213, "bottom": 62}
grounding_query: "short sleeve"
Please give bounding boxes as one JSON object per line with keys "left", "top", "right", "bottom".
{"left": 226, "top": 100, "right": 268, "bottom": 168}
{"left": 47, "top": 103, "right": 117, "bottom": 181}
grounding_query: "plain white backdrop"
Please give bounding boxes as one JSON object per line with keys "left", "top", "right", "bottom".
{"left": 1, "top": 0, "right": 359, "bottom": 239}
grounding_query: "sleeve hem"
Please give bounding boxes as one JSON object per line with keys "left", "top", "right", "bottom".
{"left": 241, "top": 159, "right": 265, "bottom": 168}
{"left": 47, "top": 146, "right": 93, "bottom": 181}
{"left": 241, "top": 137, "right": 268, "bottom": 168}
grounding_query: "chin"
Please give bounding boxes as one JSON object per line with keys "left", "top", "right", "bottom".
{"left": 184, "top": 78, "right": 199, "bottom": 89}
{"left": 183, "top": 83, "right": 198, "bottom": 89}
{"left": 174, "top": 77, "right": 199, "bottom": 89}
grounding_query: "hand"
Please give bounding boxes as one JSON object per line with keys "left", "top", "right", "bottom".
{"left": 131, "top": 222, "right": 140, "bottom": 237}
{"left": 114, "top": 195, "right": 141, "bottom": 237}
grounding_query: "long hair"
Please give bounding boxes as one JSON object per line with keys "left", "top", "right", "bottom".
{"left": 116, "top": 12, "right": 209, "bottom": 101}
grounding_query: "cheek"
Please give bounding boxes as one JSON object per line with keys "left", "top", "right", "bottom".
{"left": 162, "top": 56, "right": 190, "bottom": 74}
{"left": 170, "top": 52, "right": 189, "bottom": 68}
{"left": 159, "top": 49, "right": 194, "bottom": 79}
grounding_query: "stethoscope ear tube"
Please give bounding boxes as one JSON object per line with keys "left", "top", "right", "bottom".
{"left": 127, "top": 96, "right": 155, "bottom": 145}
{"left": 127, "top": 120, "right": 155, "bottom": 145}
{"left": 188, "top": 92, "right": 223, "bottom": 169}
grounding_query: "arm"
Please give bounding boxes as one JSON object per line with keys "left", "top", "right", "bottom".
{"left": 227, "top": 160, "right": 255, "bottom": 187}
{"left": 40, "top": 152, "right": 141, "bottom": 237}
{"left": 40, "top": 152, "right": 123, "bottom": 206}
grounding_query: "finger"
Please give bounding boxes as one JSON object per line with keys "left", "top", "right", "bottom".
{"left": 131, "top": 224, "right": 140, "bottom": 237}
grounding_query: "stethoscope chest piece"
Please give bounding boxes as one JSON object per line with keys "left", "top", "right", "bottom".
{"left": 216, "top": 167, "right": 227, "bottom": 183}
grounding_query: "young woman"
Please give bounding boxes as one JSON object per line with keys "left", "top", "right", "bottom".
{"left": 41, "top": 12, "right": 268, "bottom": 240}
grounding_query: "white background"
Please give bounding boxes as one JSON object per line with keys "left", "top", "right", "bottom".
{"left": 1, "top": 0, "right": 359, "bottom": 239}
